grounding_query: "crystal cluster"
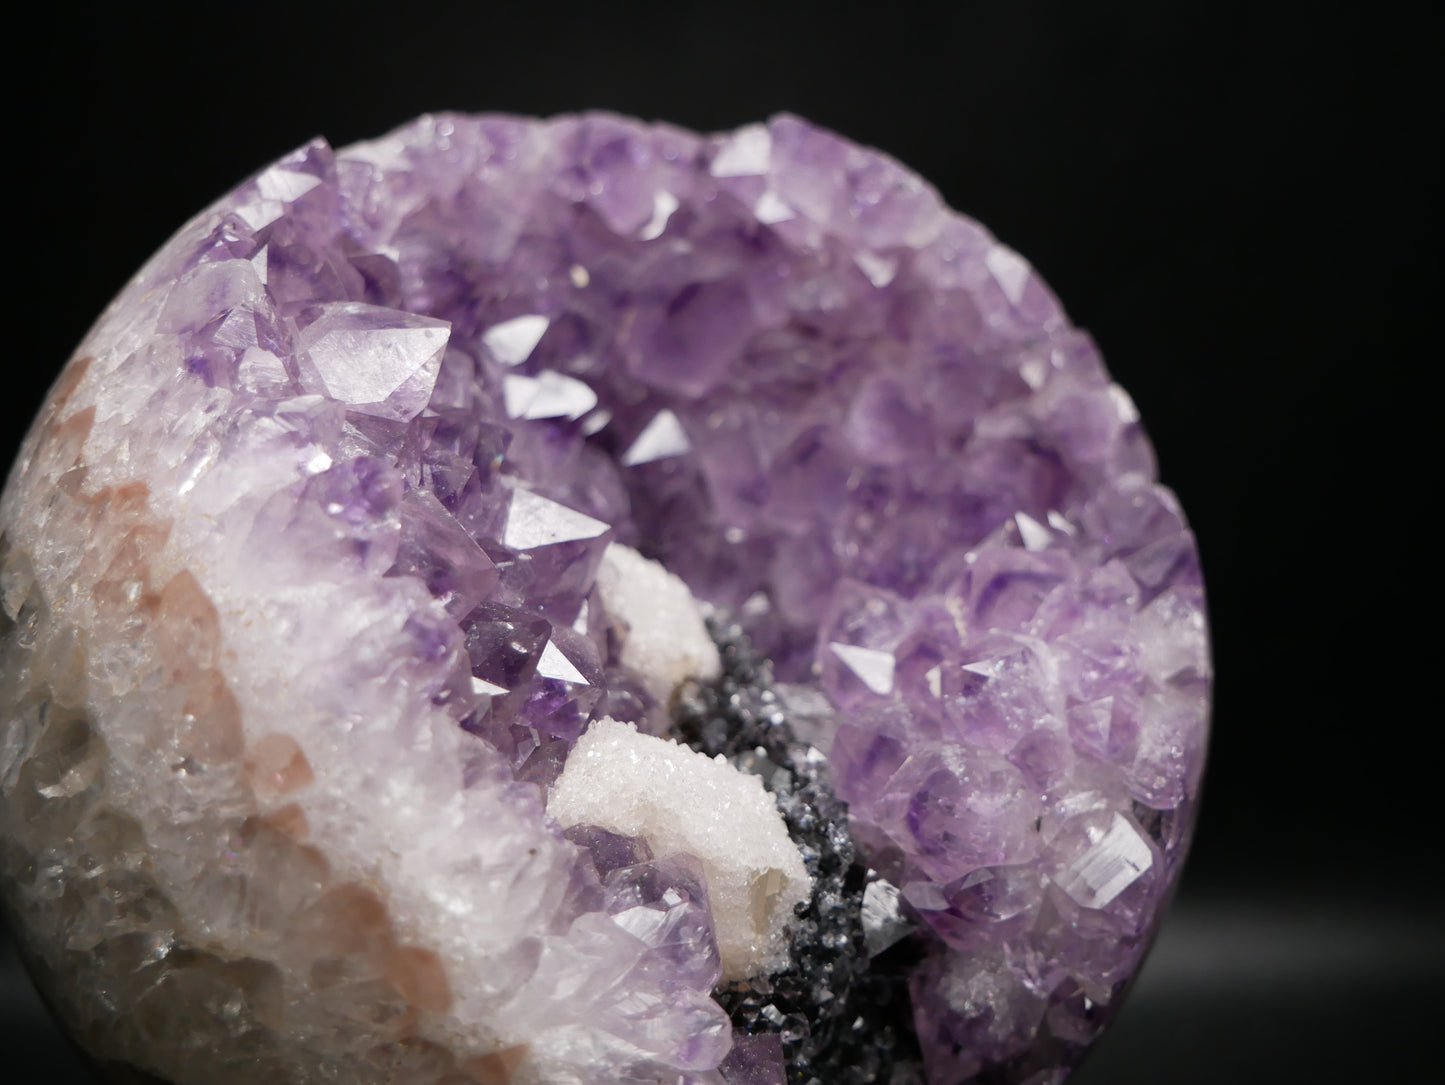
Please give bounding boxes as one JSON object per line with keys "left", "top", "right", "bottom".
{"left": 672, "top": 619, "right": 923, "bottom": 1085}
{"left": 0, "top": 112, "right": 1208, "bottom": 1085}
{"left": 549, "top": 715, "right": 811, "bottom": 981}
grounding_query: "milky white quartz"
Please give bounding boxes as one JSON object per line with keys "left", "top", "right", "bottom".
{"left": 594, "top": 543, "right": 722, "bottom": 704}
{"left": 548, "top": 717, "right": 810, "bottom": 980}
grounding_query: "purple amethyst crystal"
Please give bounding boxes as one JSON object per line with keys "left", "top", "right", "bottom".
{"left": 0, "top": 112, "right": 1208, "bottom": 1085}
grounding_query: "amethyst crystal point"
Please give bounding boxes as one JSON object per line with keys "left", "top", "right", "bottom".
{"left": 0, "top": 111, "right": 1208, "bottom": 1085}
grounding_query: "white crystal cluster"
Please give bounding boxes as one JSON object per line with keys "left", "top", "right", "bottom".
{"left": 548, "top": 717, "right": 809, "bottom": 979}
{"left": 595, "top": 543, "right": 722, "bottom": 704}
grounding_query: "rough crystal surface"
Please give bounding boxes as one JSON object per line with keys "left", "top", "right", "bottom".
{"left": 548, "top": 716, "right": 810, "bottom": 980}
{"left": 0, "top": 111, "right": 1208, "bottom": 1085}
{"left": 672, "top": 620, "right": 923, "bottom": 1085}
{"left": 594, "top": 542, "right": 722, "bottom": 703}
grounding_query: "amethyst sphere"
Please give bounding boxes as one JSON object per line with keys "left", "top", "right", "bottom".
{"left": 0, "top": 113, "right": 1209, "bottom": 1085}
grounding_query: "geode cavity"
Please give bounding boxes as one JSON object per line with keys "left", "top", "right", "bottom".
{"left": 0, "top": 113, "right": 1209, "bottom": 1085}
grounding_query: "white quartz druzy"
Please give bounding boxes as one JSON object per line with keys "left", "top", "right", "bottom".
{"left": 594, "top": 543, "right": 722, "bottom": 704}
{"left": 548, "top": 717, "right": 810, "bottom": 980}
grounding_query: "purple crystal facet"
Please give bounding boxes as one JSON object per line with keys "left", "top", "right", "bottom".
{"left": 0, "top": 111, "right": 1208, "bottom": 1085}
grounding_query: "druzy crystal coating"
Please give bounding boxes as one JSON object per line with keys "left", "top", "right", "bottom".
{"left": 0, "top": 113, "right": 1209, "bottom": 1084}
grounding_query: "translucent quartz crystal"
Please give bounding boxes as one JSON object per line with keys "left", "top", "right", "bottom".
{"left": 0, "top": 112, "right": 1209, "bottom": 1085}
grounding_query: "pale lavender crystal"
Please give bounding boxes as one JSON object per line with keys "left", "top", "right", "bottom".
{"left": 600, "top": 853, "right": 722, "bottom": 994}
{"left": 0, "top": 111, "right": 1208, "bottom": 1085}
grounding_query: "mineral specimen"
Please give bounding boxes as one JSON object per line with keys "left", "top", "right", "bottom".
{"left": 0, "top": 112, "right": 1209, "bottom": 1085}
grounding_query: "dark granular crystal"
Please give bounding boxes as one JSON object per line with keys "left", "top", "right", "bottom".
{"left": 672, "top": 617, "right": 925, "bottom": 1085}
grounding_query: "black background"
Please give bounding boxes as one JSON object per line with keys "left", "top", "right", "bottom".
{"left": 3, "top": 2, "right": 1439, "bottom": 1081}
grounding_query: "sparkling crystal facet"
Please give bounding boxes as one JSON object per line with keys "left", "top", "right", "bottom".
{"left": 0, "top": 112, "right": 1208, "bottom": 1085}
